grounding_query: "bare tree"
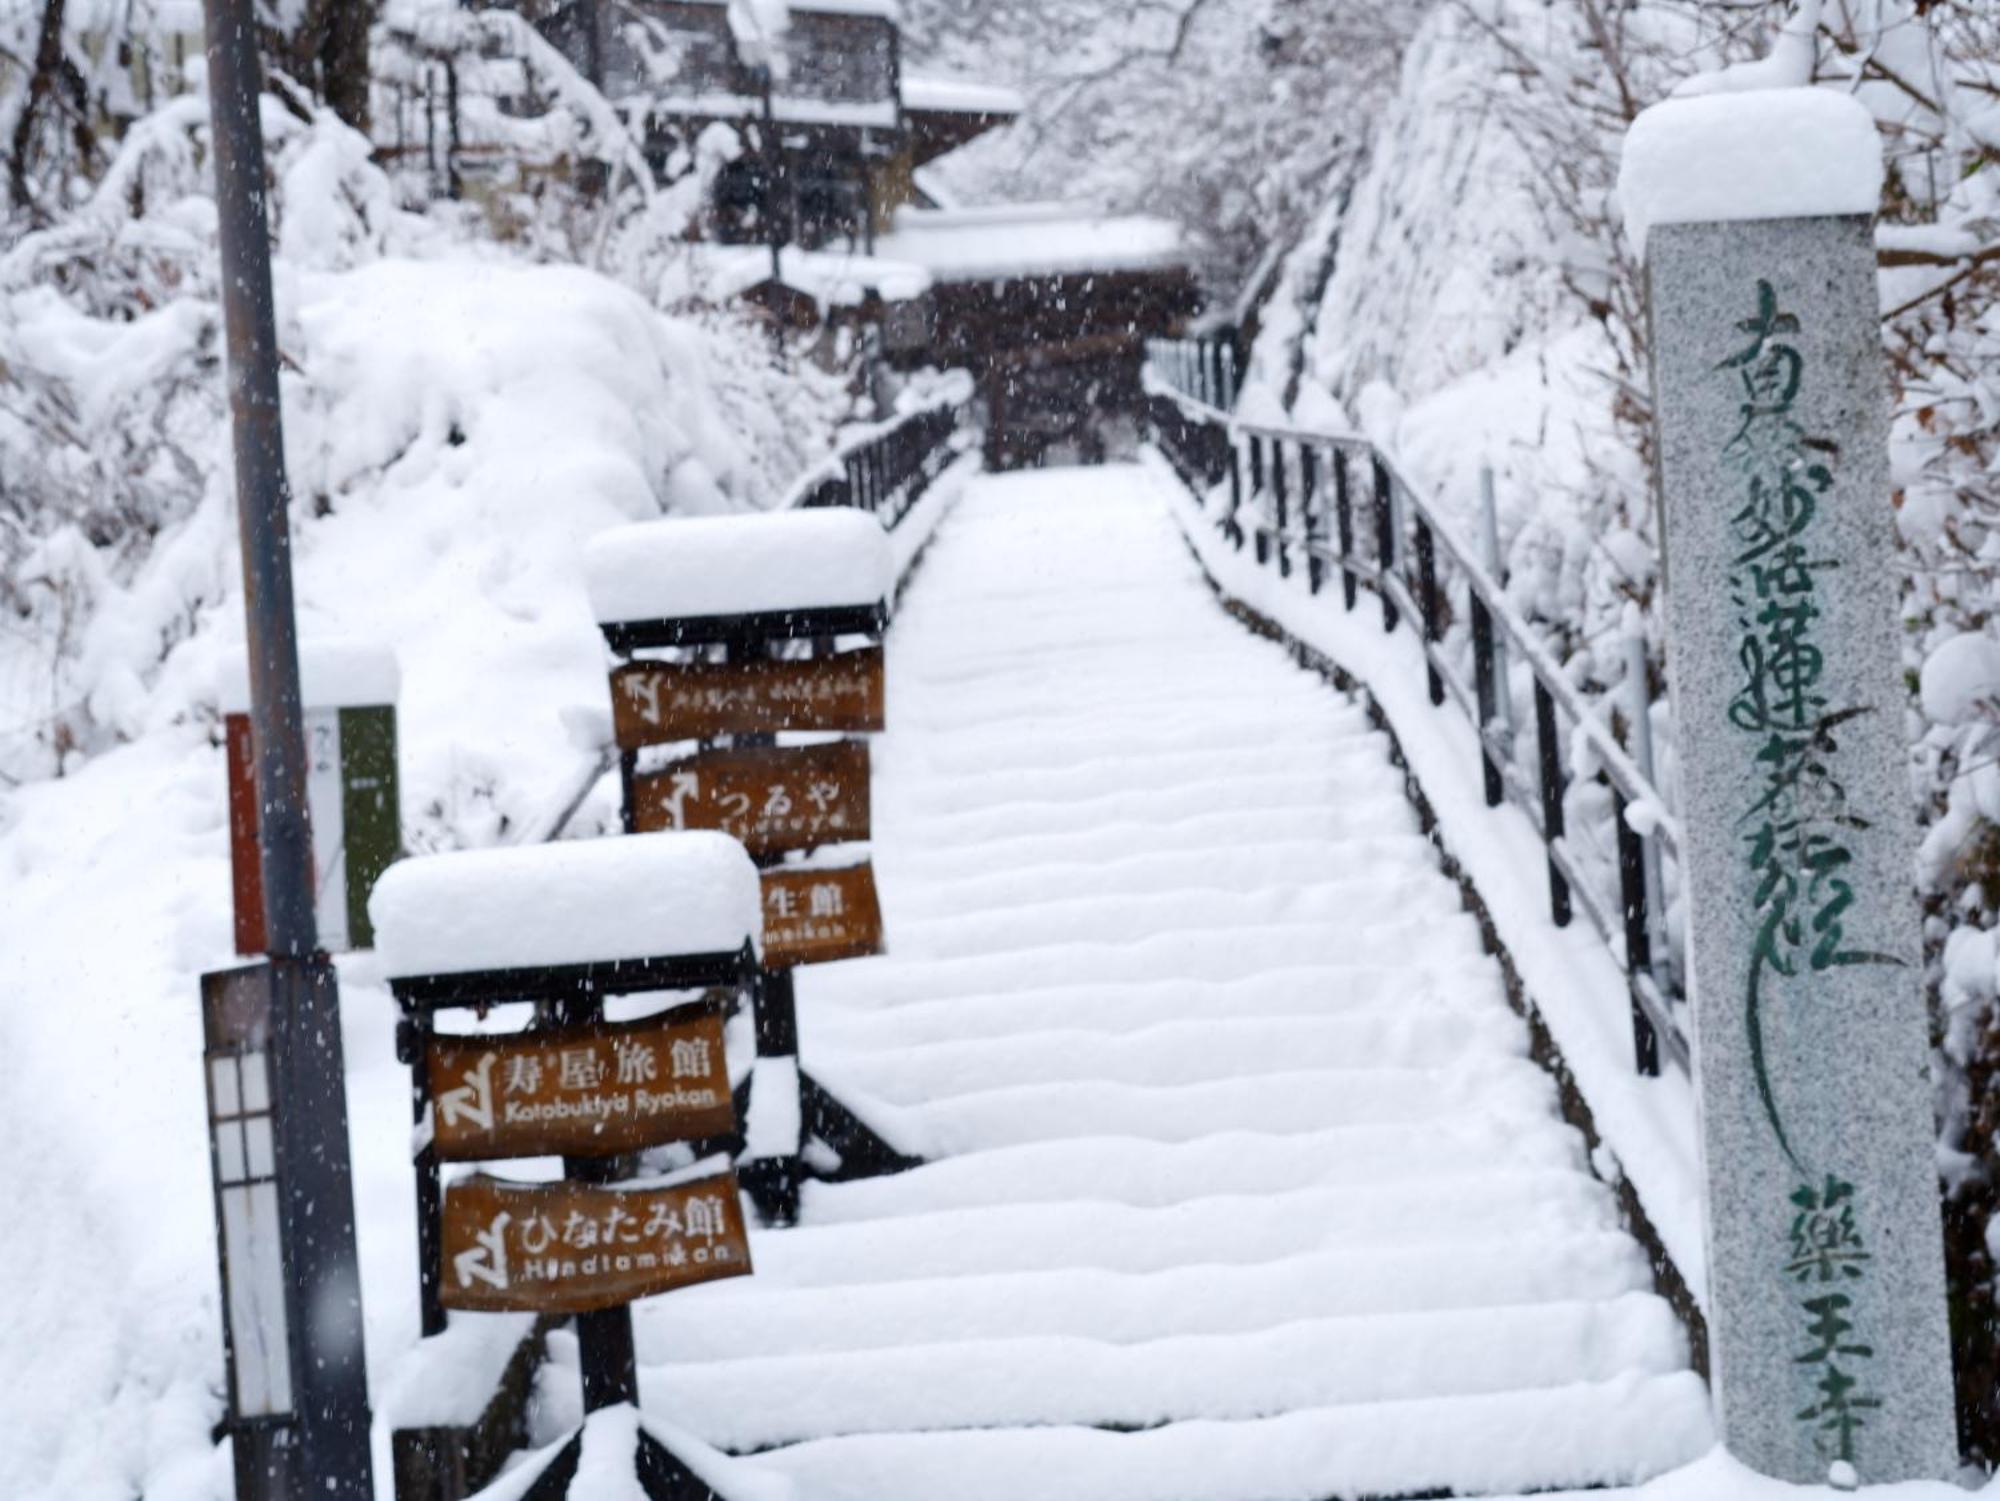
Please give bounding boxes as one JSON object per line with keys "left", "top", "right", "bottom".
{"left": 8, "top": 0, "right": 98, "bottom": 221}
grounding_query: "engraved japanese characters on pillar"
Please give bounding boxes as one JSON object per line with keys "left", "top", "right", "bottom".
{"left": 1645, "top": 211, "right": 1957, "bottom": 1482}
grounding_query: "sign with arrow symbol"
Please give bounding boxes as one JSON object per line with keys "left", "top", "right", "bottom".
{"left": 426, "top": 1008, "right": 735, "bottom": 1162}
{"left": 632, "top": 739, "right": 871, "bottom": 859}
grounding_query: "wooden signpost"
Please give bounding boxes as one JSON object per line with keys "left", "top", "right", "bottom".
{"left": 374, "top": 834, "right": 765, "bottom": 1501}
{"left": 439, "top": 1171, "right": 752, "bottom": 1315}
{"left": 631, "top": 738, "right": 872, "bottom": 857}
{"left": 611, "top": 648, "right": 885, "bottom": 746}
{"left": 427, "top": 1009, "right": 734, "bottom": 1163}
{"left": 761, "top": 862, "right": 885, "bottom": 969}
{"left": 586, "top": 512, "right": 913, "bottom": 1231}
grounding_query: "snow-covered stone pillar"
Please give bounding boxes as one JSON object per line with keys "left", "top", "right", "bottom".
{"left": 1621, "top": 88, "right": 1957, "bottom": 1484}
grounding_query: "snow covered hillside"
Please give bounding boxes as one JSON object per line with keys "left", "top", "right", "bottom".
{"left": 1226, "top": 2, "right": 2000, "bottom": 1449}
{"left": 0, "top": 86, "right": 859, "bottom": 1501}
{"left": 0, "top": 97, "right": 850, "bottom": 793}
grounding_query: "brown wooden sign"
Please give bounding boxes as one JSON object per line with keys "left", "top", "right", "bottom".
{"left": 632, "top": 739, "right": 871, "bottom": 859}
{"left": 427, "top": 1010, "right": 734, "bottom": 1163}
{"left": 762, "top": 862, "right": 884, "bottom": 969}
{"left": 610, "top": 648, "right": 884, "bottom": 749}
{"left": 439, "top": 1169, "right": 752, "bottom": 1315}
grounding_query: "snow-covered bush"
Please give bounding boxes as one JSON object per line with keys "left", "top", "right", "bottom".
{"left": 1243, "top": 0, "right": 2000, "bottom": 1453}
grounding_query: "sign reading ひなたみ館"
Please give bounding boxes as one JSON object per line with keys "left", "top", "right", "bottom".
{"left": 426, "top": 1009, "right": 734, "bottom": 1162}
{"left": 440, "top": 1170, "right": 752, "bottom": 1315}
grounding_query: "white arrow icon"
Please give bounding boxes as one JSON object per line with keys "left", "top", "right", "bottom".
{"left": 440, "top": 1052, "right": 496, "bottom": 1134}
{"left": 660, "top": 771, "right": 700, "bottom": 828}
{"left": 628, "top": 672, "right": 665, "bottom": 726}
{"left": 455, "top": 1211, "right": 512, "bottom": 1290}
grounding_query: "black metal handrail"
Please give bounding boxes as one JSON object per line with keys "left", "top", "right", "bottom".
{"left": 1145, "top": 337, "right": 1688, "bottom": 1078}
{"left": 788, "top": 398, "right": 969, "bottom": 529}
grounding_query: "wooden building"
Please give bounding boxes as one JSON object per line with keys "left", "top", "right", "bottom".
{"left": 496, "top": 0, "right": 1021, "bottom": 250}
{"left": 875, "top": 206, "right": 1201, "bottom": 468}
{"left": 498, "top": 0, "right": 1201, "bottom": 466}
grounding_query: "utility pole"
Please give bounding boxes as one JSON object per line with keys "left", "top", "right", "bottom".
{"left": 201, "top": 2, "right": 375, "bottom": 1496}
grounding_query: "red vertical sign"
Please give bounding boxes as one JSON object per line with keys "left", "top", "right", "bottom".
{"left": 226, "top": 713, "right": 267, "bottom": 955}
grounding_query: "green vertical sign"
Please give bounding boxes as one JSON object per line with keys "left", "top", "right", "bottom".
{"left": 338, "top": 705, "right": 400, "bottom": 951}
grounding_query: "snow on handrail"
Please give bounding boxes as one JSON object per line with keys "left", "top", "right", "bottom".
{"left": 1143, "top": 339, "right": 1689, "bottom": 1079}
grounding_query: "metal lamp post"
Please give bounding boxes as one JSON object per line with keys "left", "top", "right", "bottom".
{"left": 200, "top": 1, "right": 375, "bottom": 1495}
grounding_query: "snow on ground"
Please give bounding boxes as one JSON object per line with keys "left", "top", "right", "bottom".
{"left": 0, "top": 232, "right": 852, "bottom": 1499}
{"left": 489, "top": 463, "right": 1720, "bottom": 1501}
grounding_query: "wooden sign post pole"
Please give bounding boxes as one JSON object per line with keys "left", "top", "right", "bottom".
{"left": 551, "top": 990, "right": 640, "bottom": 1413}
{"left": 585, "top": 545, "right": 912, "bottom": 1222}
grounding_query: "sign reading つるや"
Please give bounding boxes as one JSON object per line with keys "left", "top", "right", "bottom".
{"left": 426, "top": 1010, "right": 734, "bottom": 1162}
{"left": 440, "top": 1170, "right": 753, "bottom": 1315}
{"left": 632, "top": 739, "right": 870, "bottom": 858}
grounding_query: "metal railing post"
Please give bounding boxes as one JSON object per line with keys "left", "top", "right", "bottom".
{"left": 1249, "top": 436, "right": 1267, "bottom": 565}
{"left": 1272, "top": 439, "right": 1291, "bottom": 579}
{"left": 1625, "top": 631, "right": 1671, "bottom": 993}
{"left": 1372, "top": 456, "right": 1399, "bottom": 632}
{"left": 1535, "top": 680, "right": 1572, "bottom": 927}
{"left": 1334, "top": 449, "right": 1357, "bottom": 610}
{"left": 1302, "top": 446, "right": 1322, "bottom": 595}
{"left": 1479, "top": 466, "right": 1513, "bottom": 738}
{"left": 1615, "top": 789, "right": 1661, "bottom": 1076}
{"left": 1470, "top": 591, "right": 1504, "bottom": 805}
{"left": 1227, "top": 435, "right": 1244, "bottom": 549}
{"left": 1415, "top": 518, "right": 1443, "bottom": 705}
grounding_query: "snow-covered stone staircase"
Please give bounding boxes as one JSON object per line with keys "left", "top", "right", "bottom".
{"left": 625, "top": 465, "right": 1716, "bottom": 1499}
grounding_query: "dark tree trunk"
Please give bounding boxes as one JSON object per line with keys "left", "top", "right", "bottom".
{"left": 270, "top": 0, "right": 374, "bottom": 133}
{"left": 10, "top": 0, "right": 95, "bottom": 219}
{"left": 314, "top": 0, "right": 373, "bottom": 133}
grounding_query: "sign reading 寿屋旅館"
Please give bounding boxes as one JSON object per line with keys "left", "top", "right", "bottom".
{"left": 426, "top": 1009, "right": 734, "bottom": 1162}
{"left": 632, "top": 739, "right": 871, "bottom": 858}
{"left": 610, "top": 648, "right": 885, "bottom": 748}
{"left": 439, "top": 1170, "right": 753, "bottom": 1315}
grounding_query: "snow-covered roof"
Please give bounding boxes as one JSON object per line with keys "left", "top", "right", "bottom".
{"left": 1616, "top": 89, "right": 1882, "bottom": 258}
{"left": 874, "top": 206, "right": 1190, "bottom": 283}
{"left": 584, "top": 508, "right": 894, "bottom": 626}
{"left": 901, "top": 76, "right": 1024, "bottom": 117}
{"left": 674, "top": 0, "right": 900, "bottom": 16}
{"left": 217, "top": 638, "right": 399, "bottom": 715}
{"left": 682, "top": 244, "right": 930, "bottom": 306}
{"left": 371, "top": 831, "right": 762, "bottom": 978}
{"left": 652, "top": 92, "right": 899, "bottom": 130}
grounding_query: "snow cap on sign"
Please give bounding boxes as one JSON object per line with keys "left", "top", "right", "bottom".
{"left": 217, "top": 638, "right": 399, "bottom": 715}
{"left": 370, "top": 831, "right": 762, "bottom": 978}
{"left": 584, "top": 508, "right": 893, "bottom": 626}
{"left": 1616, "top": 88, "right": 1881, "bottom": 259}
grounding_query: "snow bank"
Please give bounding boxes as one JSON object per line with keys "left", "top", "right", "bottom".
{"left": 1617, "top": 90, "right": 1882, "bottom": 258}
{"left": 371, "top": 830, "right": 762, "bottom": 978}
{"left": 1920, "top": 632, "right": 2000, "bottom": 727}
{"left": 215, "top": 639, "right": 399, "bottom": 715}
{"left": 585, "top": 509, "right": 894, "bottom": 625}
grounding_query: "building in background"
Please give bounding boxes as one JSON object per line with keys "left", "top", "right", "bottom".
{"left": 500, "top": 0, "right": 1201, "bottom": 466}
